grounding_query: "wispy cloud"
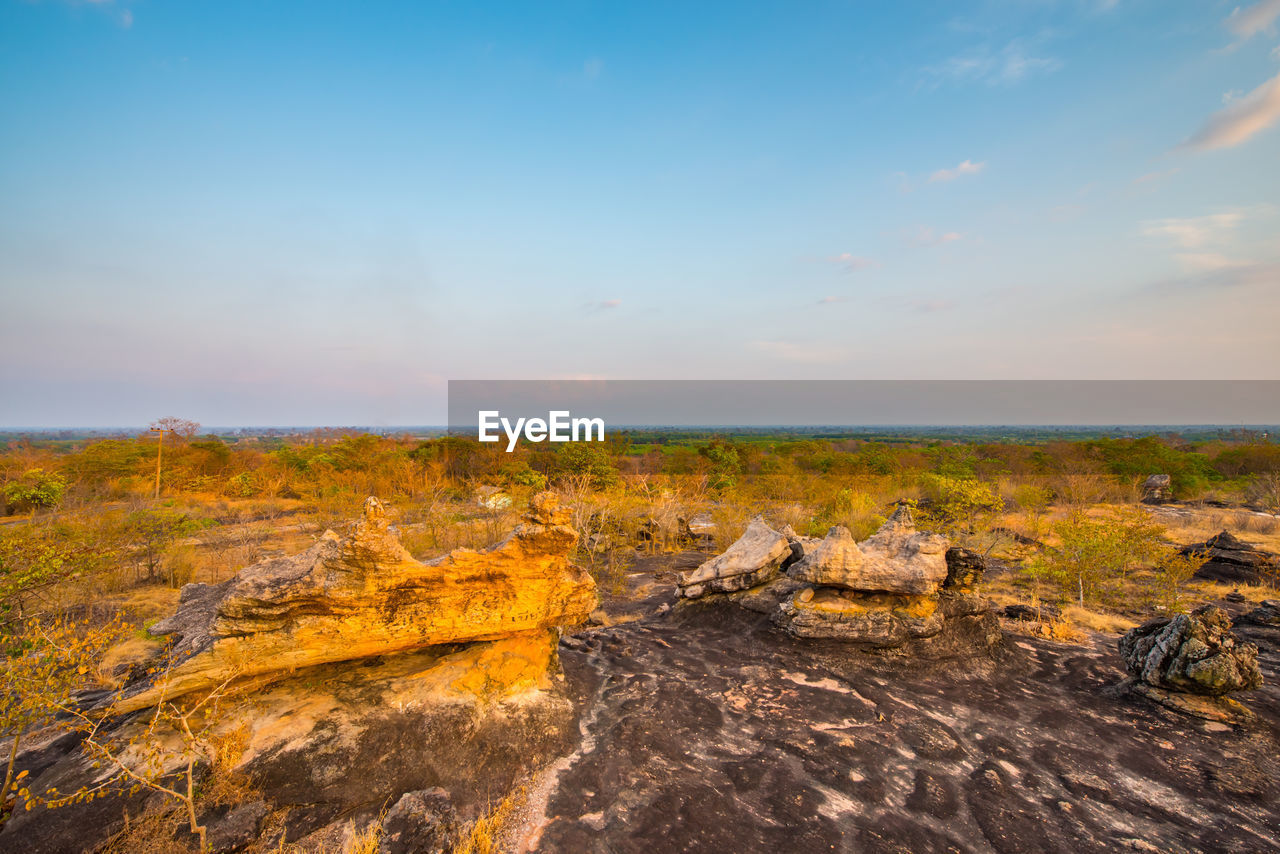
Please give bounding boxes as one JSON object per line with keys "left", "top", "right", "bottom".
{"left": 929, "top": 159, "right": 986, "bottom": 183}
{"left": 827, "top": 253, "right": 877, "bottom": 272}
{"left": 906, "top": 226, "right": 963, "bottom": 248}
{"left": 1225, "top": 0, "right": 1280, "bottom": 42}
{"left": 817, "top": 295, "right": 847, "bottom": 305}
{"left": 1181, "top": 71, "right": 1280, "bottom": 151}
{"left": 583, "top": 57, "right": 604, "bottom": 80}
{"left": 585, "top": 298, "right": 621, "bottom": 312}
{"left": 925, "top": 39, "right": 1062, "bottom": 86}
{"left": 1140, "top": 212, "right": 1244, "bottom": 248}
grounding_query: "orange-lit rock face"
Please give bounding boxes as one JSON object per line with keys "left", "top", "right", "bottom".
{"left": 117, "top": 493, "right": 596, "bottom": 712}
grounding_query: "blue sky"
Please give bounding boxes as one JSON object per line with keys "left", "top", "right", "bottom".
{"left": 2, "top": 1, "right": 1278, "bottom": 426}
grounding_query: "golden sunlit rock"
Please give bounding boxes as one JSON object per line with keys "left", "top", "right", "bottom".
{"left": 116, "top": 492, "right": 595, "bottom": 712}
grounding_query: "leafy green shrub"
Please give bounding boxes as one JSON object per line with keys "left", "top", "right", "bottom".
{"left": 2, "top": 469, "right": 67, "bottom": 514}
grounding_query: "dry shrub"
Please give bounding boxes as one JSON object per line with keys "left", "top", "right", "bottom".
{"left": 99, "top": 802, "right": 194, "bottom": 854}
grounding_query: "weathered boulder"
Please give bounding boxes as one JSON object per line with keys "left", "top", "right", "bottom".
{"left": 116, "top": 492, "right": 596, "bottom": 712}
{"left": 1180, "top": 530, "right": 1278, "bottom": 585}
{"left": 674, "top": 512, "right": 717, "bottom": 549}
{"left": 1141, "top": 474, "right": 1174, "bottom": 504}
{"left": 1118, "top": 605, "right": 1262, "bottom": 696}
{"left": 1238, "top": 599, "right": 1280, "bottom": 627}
{"left": 787, "top": 507, "right": 949, "bottom": 595}
{"left": 943, "top": 546, "right": 986, "bottom": 592}
{"left": 676, "top": 517, "right": 790, "bottom": 599}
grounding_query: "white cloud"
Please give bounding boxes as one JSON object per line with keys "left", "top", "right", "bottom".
{"left": 583, "top": 58, "right": 604, "bottom": 80}
{"left": 1141, "top": 213, "right": 1244, "bottom": 248}
{"left": 906, "top": 226, "right": 963, "bottom": 248}
{"left": 817, "top": 295, "right": 847, "bottom": 305}
{"left": 585, "top": 298, "right": 621, "bottom": 312}
{"left": 1225, "top": 0, "right": 1280, "bottom": 41}
{"left": 828, "top": 253, "right": 876, "bottom": 272}
{"left": 929, "top": 159, "right": 986, "bottom": 183}
{"left": 1182, "top": 71, "right": 1280, "bottom": 151}
{"left": 120, "top": 9, "right": 133, "bottom": 28}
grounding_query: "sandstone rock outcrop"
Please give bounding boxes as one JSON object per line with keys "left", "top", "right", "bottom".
{"left": 677, "top": 507, "right": 1000, "bottom": 655}
{"left": 1180, "top": 530, "right": 1278, "bottom": 585}
{"left": 775, "top": 509, "right": 1000, "bottom": 654}
{"left": 116, "top": 492, "right": 596, "bottom": 712}
{"left": 1119, "top": 605, "right": 1262, "bottom": 696}
{"left": 787, "top": 505, "right": 949, "bottom": 595}
{"left": 1141, "top": 474, "right": 1173, "bottom": 504}
{"left": 676, "top": 517, "right": 790, "bottom": 599}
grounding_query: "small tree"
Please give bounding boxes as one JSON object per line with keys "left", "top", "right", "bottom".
{"left": 1, "top": 616, "right": 124, "bottom": 817}
{"left": 2, "top": 470, "right": 67, "bottom": 515}
{"left": 44, "top": 673, "right": 249, "bottom": 853}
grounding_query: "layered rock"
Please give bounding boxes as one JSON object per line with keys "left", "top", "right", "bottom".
{"left": 1180, "top": 530, "right": 1278, "bottom": 585}
{"left": 787, "top": 505, "right": 949, "bottom": 595}
{"left": 1238, "top": 599, "right": 1280, "bottom": 628}
{"left": 777, "top": 587, "right": 993, "bottom": 648}
{"left": 1116, "top": 605, "right": 1263, "bottom": 722}
{"left": 116, "top": 492, "right": 596, "bottom": 712}
{"left": 676, "top": 517, "right": 790, "bottom": 599}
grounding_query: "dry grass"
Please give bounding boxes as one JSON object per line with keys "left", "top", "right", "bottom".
{"left": 1060, "top": 605, "right": 1138, "bottom": 635}
{"left": 341, "top": 819, "right": 382, "bottom": 854}
{"left": 456, "top": 786, "right": 527, "bottom": 854}
{"left": 1186, "top": 580, "right": 1279, "bottom": 604}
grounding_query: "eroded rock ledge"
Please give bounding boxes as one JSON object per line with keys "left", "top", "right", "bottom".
{"left": 117, "top": 492, "right": 597, "bottom": 712}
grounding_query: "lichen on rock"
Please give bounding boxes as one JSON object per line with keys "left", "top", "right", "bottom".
{"left": 1118, "top": 604, "right": 1262, "bottom": 697}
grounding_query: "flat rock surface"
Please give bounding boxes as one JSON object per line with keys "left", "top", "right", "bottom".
{"left": 530, "top": 601, "right": 1280, "bottom": 854}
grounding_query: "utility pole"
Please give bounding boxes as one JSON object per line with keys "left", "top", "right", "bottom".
{"left": 150, "top": 426, "right": 165, "bottom": 500}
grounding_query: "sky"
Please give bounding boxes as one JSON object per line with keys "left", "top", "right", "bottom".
{"left": 1, "top": 0, "right": 1278, "bottom": 427}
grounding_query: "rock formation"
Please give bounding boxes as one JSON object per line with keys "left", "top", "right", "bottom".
{"left": 1118, "top": 604, "right": 1263, "bottom": 721}
{"left": 678, "top": 506, "right": 1000, "bottom": 655}
{"left": 1238, "top": 599, "right": 1280, "bottom": 627}
{"left": 1141, "top": 474, "right": 1173, "bottom": 504}
{"left": 772, "top": 506, "right": 1000, "bottom": 654}
{"left": 1179, "top": 530, "right": 1278, "bottom": 585}
{"left": 675, "top": 517, "right": 791, "bottom": 599}
{"left": 1, "top": 495, "right": 594, "bottom": 853}
{"left": 787, "top": 507, "right": 949, "bottom": 595}
{"left": 117, "top": 492, "right": 597, "bottom": 712}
